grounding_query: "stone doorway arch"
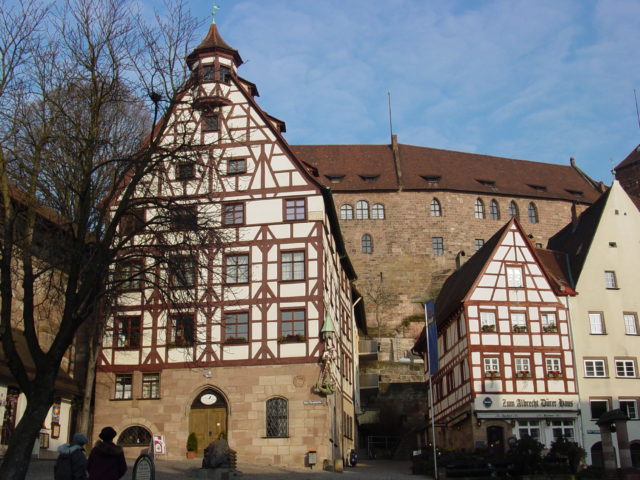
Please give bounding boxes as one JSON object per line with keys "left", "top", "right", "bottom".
{"left": 188, "top": 388, "right": 228, "bottom": 455}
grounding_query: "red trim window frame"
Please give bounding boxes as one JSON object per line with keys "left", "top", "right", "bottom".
{"left": 170, "top": 256, "right": 196, "bottom": 288}
{"left": 224, "top": 311, "right": 249, "bottom": 344}
{"left": 118, "top": 259, "right": 144, "bottom": 291}
{"left": 222, "top": 202, "right": 245, "bottom": 226}
{"left": 168, "top": 313, "right": 195, "bottom": 347}
{"left": 224, "top": 253, "right": 249, "bottom": 284}
{"left": 119, "top": 208, "right": 146, "bottom": 236}
{"left": 280, "top": 250, "right": 305, "bottom": 282}
{"left": 201, "top": 64, "right": 215, "bottom": 83}
{"left": 284, "top": 198, "right": 306, "bottom": 221}
{"left": 202, "top": 113, "right": 219, "bottom": 132}
{"left": 115, "top": 316, "right": 141, "bottom": 349}
{"left": 279, "top": 309, "right": 306, "bottom": 342}
{"left": 171, "top": 205, "right": 198, "bottom": 230}
{"left": 227, "top": 158, "right": 247, "bottom": 175}
{"left": 506, "top": 264, "right": 524, "bottom": 288}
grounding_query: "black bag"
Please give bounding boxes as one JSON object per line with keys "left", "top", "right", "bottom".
{"left": 54, "top": 454, "right": 73, "bottom": 480}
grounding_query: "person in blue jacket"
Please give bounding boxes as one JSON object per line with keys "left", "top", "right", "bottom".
{"left": 54, "top": 433, "right": 89, "bottom": 480}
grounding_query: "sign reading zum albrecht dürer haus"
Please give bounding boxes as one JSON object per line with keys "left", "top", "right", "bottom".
{"left": 474, "top": 394, "right": 580, "bottom": 419}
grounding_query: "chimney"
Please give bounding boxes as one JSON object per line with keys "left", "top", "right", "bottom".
{"left": 569, "top": 157, "right": 576, "bottom": 167}
{"left": 391, "top": 134, "right": 403, "bottom": 190}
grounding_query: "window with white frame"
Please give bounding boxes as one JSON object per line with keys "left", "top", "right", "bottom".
{"left": 340, "top": 204, "right": 353, "bottom": 220}
{"left": 517, "top": 420, "right": 540, "bottom": 439}
{"left": 546, "top": 358, "right": 561, "bottom": 375}
{"left": 620, "top": 400, "right": 638, "bottom": 419}
{"left": 474, "top": 199, "right": 485, "bottom": 219}
{"left": 615, "top": 359, "right": 636, "bottom": 377}
{"left": 484, "top": 357, "right": 499, "bottom": 373}
{"left": 371, "top": 203, "right": 385, "bottom": 219}
{"left": 590, "top": 399, "right": 609, "bottom": 419}
{"left": 551, "top": 420, "right": 575, "bottom": 442}
{"left": 430, "top": 198, "right": 442, "bottom": 217}
{"left": 624, "top": 313, "right": 638, "bottom": 335}
{"left": 605, "top": 271, "right": 618, "bottom": 289}
{"left": 480, "top": 311, "right": 496, "bottom": 329}
{"left": 432, "top": 237, "right": 444, "bottom": 255}
{"left": 474, "top": 239, "right": 484, "bottom": 251}
{"left": 541, "top": 313, "right": 557, "bottom": 331}
{"left": 489, "top": 200, "right": 500, "bottom": 220}
{"left": 511, "top": 312, "right": 527, "bottom": 330}
{"left": 584, "top": 359, "right": 606, "bottom": 377}
{"left": 506, "top": 266, "right": 524, "bottom": 287}
{"left": 355, "top": 200, "right": 369, "bottom": 219}
{"left": 589, "top": 312, "right": 605, "bottom": 334}
{"left": 515, "top": 357, "right": 531, "bottom": 375}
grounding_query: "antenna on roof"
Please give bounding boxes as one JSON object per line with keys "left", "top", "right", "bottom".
{"left": 635, "top": 89, "right": 640, "bottom": 132}
{"left": 387, "top": 91, "right": 394, "bottom": 140}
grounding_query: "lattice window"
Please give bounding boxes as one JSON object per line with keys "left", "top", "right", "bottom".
{"left": 355, "top": 200, "right": 369, "bottom": 219}
{"left": 528, "top": 202, "right": 539, "bottom": 223}
{"left": 361, "top": 234, "right": 373, "bottom": 254}
{"left": 430, "top": 198, "right": 441, "bottom": 217}
{"left": 118, "top": 426, "right": 152, "bottom": 446}
{"left": 340, "top": 204, "right": 353, "bottom": 220}
{"left": 266, "top": 397, "right": 288, "bottom": 438}
{"left": 371, "top": 204, "right": 385, "bottom": 219}
{"left": 474, "top": 199, "right": 485, "bottom": 219}
{"left": 489, "top": 200, "right": 500, "bottom": 220}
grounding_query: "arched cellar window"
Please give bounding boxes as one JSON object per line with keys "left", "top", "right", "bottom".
{"left": 117, "top": 426, "right": 152, "bottom": 446}
{"left": 340, "top": 204, "right": 353, "bottom": 220}
{"left": 430, "top": 198, "right": 441, "bottom": 217}
{"left": 474, "top": 198, "right": 485, "bottom": 219}
{"left": 528, "top": 202, "right": 539, "bottom": 223}
{"left": 489, "top": 200, "right": 500, "bottom": 220}
{"left": 361, "top": 234, "right": 373, "bottom": 254}
{"left": 266, "top": 397, "right": 288, "bottom": 438}
{"left": 508, "top": 201, "right": 519, "bottom": 218}
{"left": 371, "top": 203, "right": 385, "bottom": 219}
{"left": 355, "top": 200, "right": 369, "bottom": 219}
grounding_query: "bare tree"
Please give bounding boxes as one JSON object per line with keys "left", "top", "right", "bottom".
{"left": 0, "top": 0, "right": 232, "bottom": 478}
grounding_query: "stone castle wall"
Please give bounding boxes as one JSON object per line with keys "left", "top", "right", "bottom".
{"left": 334, "top": 190, "right": 588, "bottom": 336}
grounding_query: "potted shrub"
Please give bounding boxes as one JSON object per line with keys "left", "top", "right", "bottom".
{"left": 186, "top": 432, "right": 198, "bottom": 459}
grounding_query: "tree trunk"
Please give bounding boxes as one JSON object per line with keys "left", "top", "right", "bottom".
{"left": 76, "top": 333, "right": 101, "bottom": 438}
{"left": 0, "top": 380, "right": 55, "bottom": 480}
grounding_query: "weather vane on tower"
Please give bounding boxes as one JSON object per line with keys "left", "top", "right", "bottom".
{"left": 211, "top": 4, "right": 220, "bottom": 24}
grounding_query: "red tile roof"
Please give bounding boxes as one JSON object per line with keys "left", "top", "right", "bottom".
{"left": 291, "top": 143, "right": 603, "bottom": 202}
{"left": 187, "top": 23, "right": 243, "bottom": 67}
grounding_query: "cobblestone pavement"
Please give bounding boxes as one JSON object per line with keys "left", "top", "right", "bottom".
{"left": 25, "top": 454, "right": 426, "bottom": 480}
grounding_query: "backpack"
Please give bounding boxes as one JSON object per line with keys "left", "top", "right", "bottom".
{"left": 54, "top": 453, "right": 73, "bottom": 480}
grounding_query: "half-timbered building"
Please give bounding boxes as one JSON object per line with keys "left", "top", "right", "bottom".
{"left": 91, "top": 22, "right": 361, "bottom": 467}
{"left": 414, "top": 218, "right": 580, "bottom": 453}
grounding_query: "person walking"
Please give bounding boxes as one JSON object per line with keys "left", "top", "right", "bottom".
{"left": 54, "top": 433, "right": 89, "bottom": 480}
{"left": 87, "top": 427, "right": 127, "bottom": 480}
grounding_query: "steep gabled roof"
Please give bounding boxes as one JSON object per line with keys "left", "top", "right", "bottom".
{"left": 547, "top": 188, "right": 610, "bottom": 285}
{"left": 434, "top": 220, "right": 512, "bottom": 327}
{"left": 534, "top": 248, "right": 576, "bottom": 295}
{"left": 186, "top": 23, "right": 243, "bottom": 67}
{"left": 291, "top": 143, "right": 602, "bottom": 202}
{"left": 615, "top": 144, "right": 640, "bottom": 171}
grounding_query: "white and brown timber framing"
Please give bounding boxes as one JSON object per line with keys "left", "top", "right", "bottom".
{"left": 415, "top": 217, "right": 579, "bottom": 451}
{"left": 93, "top": 22, "right": 359, "bottom": 466}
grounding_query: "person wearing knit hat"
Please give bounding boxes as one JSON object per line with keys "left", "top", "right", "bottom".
{"left": 87, "top": 426, "right": 127, "bottom": 480}
{"left": 54, "top": 432, "right": 88, "bottom": 480}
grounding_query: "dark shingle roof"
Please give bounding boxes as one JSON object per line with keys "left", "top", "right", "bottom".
{"left": 291, "top": 143, "right": 602, "bottom": 202}
{"left": 615, "top": 144, "right": 640, "bottom": 171}
{"left": 547, "top": 188, "right": 610, "bottom": 285}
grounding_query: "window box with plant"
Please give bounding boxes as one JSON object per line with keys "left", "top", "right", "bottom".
{"left": 481, "top": 324, "right": 496, "bottom": 332}
{"left": 547, "top": 370, "right": 562, "bottom": 378}
{"left": 512, "top": 325, "right": 528, "bottom": 333}
{"left": 516, "top": 370, "right": 531, "bottom": 378}
{"left": 278, "top": 334, "right": 306, "bottom": 343}
{"left": 224, "top": 336, "right": 248, "bottom": 345}
{"left": 485, "top": 370, "right": 500, "bottom": 379}
{"left": 186, "top": 432, "right": 198, "bottom": 459}
{"left": 543, "top": 324, "right": 557, "bottom": 333}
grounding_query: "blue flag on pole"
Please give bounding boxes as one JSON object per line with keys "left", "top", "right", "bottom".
{"left": 424, "top": 301, "right": 438, "bottom": 375}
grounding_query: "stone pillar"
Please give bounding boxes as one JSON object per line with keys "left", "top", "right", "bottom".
{"left": 598, "top": 424, "right": 617, "bottom": 479}
{"left": 615, "top": 419, "right": 632, "bottom": 469}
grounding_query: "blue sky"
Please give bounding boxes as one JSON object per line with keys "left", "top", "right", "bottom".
{"left": 150, "top": 0, "right": 639, "bottom": 184}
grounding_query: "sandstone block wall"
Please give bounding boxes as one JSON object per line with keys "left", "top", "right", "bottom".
{"left": 93, "top": 363, "right": 354, "bottom": 467}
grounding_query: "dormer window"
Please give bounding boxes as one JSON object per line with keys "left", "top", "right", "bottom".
{"left": 421, "top": 175, "right": 441, "bottom": 186}
{"left": 220, "top": 65, "right": 231, "bottom": 84}
{"left": 477, "top": 179, "right": 498, "bottom": 191}
{"left": 566, "top": 189, "right": 583, "bottom": 198}
{"left": 202, "top": 65, "right": 215, "bottom": 82}
{"left": 528, "top": 184, "right": 547, "bottom": 192}
{"left": 325, "top": 175, "right": 344, "bottom": 184}
{"left": 359, "top": 175, "right": 379, "bottom": 183}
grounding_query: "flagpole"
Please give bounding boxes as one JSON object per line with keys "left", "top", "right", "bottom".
{"left": 424, "top": 303, "right": 438, "bottom": 480}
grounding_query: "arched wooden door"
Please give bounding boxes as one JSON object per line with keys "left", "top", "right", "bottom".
{"left": 188, "top": 388, "right": 227, "bottom": 454}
